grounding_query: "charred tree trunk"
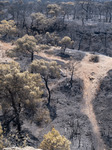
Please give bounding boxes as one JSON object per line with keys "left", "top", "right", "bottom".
{"left": 31, "top": 51, "right": 34, "bottom": 62}
{"left": 88, "top": 33, "right": 92, "bottom": 51}
{"left": 70, "top": 68, "right": 74, "bottom": 88}
{"left": 104, "top": 32, "right": 107, "bottom": 48}
{"left": 8, "top": 90, "right": 21, "bottom": 134}
{"left": 16, "top": 113, "right": 21, "bottom": 134}
{"left": 109, "top": 12, "right": 112, "bottom": 23}
{"left": 78, "top": 34, "right": 83, "bottom": 50}
{"left": 43, "top": 77, "right": 51, "bottom": 106}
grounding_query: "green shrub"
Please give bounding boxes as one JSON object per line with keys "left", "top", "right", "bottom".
{"left": 39, "top": 128, "right": 71, "bottom": 150}
{"left": 89, "top": 55, "right": 99, "bottom": 63}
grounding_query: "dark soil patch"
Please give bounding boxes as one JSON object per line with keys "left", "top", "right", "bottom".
{"left": 89, "top": 55, "right": 99, "bottom": 63}
{"left": 93, "top": 70, "right": 112, "bottom": 149}
{"left": 57, "top": 52, "right": 70, "bottom": 59}
{"left": 39, "top": 78, "right": 95, "bottom": 150}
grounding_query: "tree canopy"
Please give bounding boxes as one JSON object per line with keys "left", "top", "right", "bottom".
{"left": 60, "top": 36, "right": 74, "bottom": 52}
{"left": 15, "top": 34, "right": 37, "bottom": 61}
{"left": 0, "top": 20, "right": 17, "bottom": 39}
{"left": 47, "top": 4, "right": 61, "bottom": 17}
{"left": 31, "top": 12, "right": 48, "bottom": 33}
{"left": 30, "top": 59, "right": 60, "bottom": 106}
{"left": 0, "top": 61, "right": 45, "bottom": 133}
{"left": 30, "top": 59, "right": 60, "bottom": 79}
{"left": 39, "top": 127, "right": 71, "bottom": 150}
{"left": 31, "top": 12, "right": 57, "bottom": 33}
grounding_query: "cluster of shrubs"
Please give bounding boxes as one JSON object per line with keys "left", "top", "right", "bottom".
{"left": 0, "top": 123, "right": 71, "bottom": 150}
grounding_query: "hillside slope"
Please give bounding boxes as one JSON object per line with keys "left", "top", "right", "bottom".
{"left": 75, "top": 54, "right": 112, "bottom": 150}
{"left": 0, "top": 41, "right": 112, "bottom": 149}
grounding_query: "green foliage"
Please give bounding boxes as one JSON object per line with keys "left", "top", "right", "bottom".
{"left": 34, "top": 108, "right": 51, "bottom": 125}
{"left": 15, "top": 34, "right": 37, "bottom": 61}
{"left": 31, "top": 12, "right": 46, "bottom": 23}
{"left": 0, "top": 20, "right": 17, "bottom": 38}
{"left": 45, "top": 32, "right": 59, "bottom": 46}
{"left": 30, "top": 59, "right": 60, "bottom": 79}
{"left": 35, "top": 33, "right": 43, "bottom": 44}
{"left": 0, "top": 123, "right": 3, "bottom": 150}
{"left": 30, "top": 59, "right": 60, "bottom": 105}
{"left": 31, "top": 12, "right": 56, "bottom": 34}
{"left": 60, "top": 36, "right": 74, "bottom": 52}
{"left": 47, "top": 4, "right": 61, "bottom": 17}
{"left": 35, "top": 32, "right": 59, "bottom": 46}
{"left": 39, "top": 128, "right": 71, "bottom": 150}
{"left": 31, "top": 13, "right": 48, "bottom": 33}
{"left": 0, "top": 61, "right": 45, "bottom": 133}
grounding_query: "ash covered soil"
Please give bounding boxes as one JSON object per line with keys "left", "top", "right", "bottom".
{"left": 0, "top": 41, "right": 112, "bottom": 150}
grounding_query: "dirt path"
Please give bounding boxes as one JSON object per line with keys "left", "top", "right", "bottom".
{"left": 82, "top": 74, "right": 105, "bottom": 150}
{"left": 76, "top": 54, "right": 112, "bottom": 150}
{"left": 1, "top": 40, "right": 112, "bottom": 149}
{"left": 38, "top": 51, "right": 68, "bottom": 63}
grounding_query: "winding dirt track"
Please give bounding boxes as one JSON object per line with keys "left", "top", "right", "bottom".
{"left": 41, "top": 50, "right": 112, "bottom": 150}
{"left": 75, "top": 54, "right": 112, "bottom": 150}
{"left": 1, "top": 41, "right": 112, "bottom": 149}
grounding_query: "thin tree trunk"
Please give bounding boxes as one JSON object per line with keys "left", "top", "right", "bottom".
{"left": 78, "top": 34, "right": 83, "bottom": 50}
{"left": 70, "top": 69, "right": 74, "bottom": 88}
{"left": 109, "top": 13, "right": 111, "bottom": 23}
{"left": 16, "top": 114, "right": 21, "bottom": 134}
{"left": 8, "top": 90, "right": 21, "bottom": 134}
{"left": 104, "top": 32, "right": 107, "bottom": 48}
{"left": 44, "top": 77, "right": 51, "bottom": 106}
{"left": 63, "top": 46, "right": 66, "bottom": 53}
{"left": 88, "top": 33, "right": 92, "bottom": 51}
{"left": 31, "top": 51, "right": 34, "bottom": 62}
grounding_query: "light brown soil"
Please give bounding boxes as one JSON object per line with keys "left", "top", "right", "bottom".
{"left": 38, "top": 51, "right": 68, "bottom": 63}
{"left": 1, "top": 41, "right": 112, "bottom": 149}
{"left": 75, "top": 54, "right": 112, "bottom": 150}
{"left": 0, "top": 41, "right": 13, "bottom": 63}
{"left": 39, "top": 50, "right": 112, "bottom": 150}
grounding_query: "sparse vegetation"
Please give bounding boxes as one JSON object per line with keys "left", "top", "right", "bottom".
{"left": 89, "top": 55, "right": 99, "bottom": 63}
{"left": 0, "top": 0, "right": 112, "bottom": 149}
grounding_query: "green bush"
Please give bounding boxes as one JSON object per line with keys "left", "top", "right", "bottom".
{"left": 39, "top": 128, "right": 71, "bottom": 150}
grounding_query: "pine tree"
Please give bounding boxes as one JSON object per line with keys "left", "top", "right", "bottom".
{"left": 39, "top": 128, "right": 71, "bottom": 150}
{"left": 15, "top": 34, "right": 37, "bottom": 61}
{"left": 0, "top": 20, "right": 17, "bottom": 39}
{"left": 47, "top": 4, "right": 61, "bottom": 17}
{"left": 30, "top": 59, "right": 60, "bottom": 106}
{"left": 0, "top": 61, "right": 45, "bottom": 134}
{"left": 60, "top": 36, "right": 74, "bottom": 53}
